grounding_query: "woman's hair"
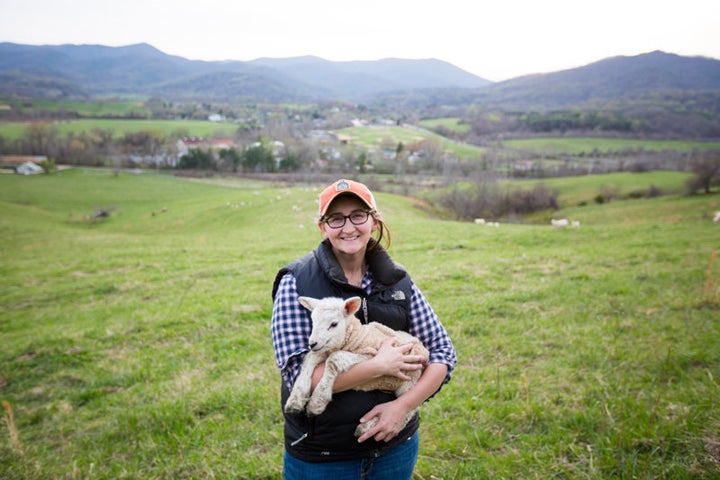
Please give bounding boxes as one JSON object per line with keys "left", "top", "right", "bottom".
{"left": 369, "top": 211, "right": 391, "bottom": 251}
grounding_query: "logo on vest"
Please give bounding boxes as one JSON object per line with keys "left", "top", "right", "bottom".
{"left": 391, "top": 290, "right": 406, "bottom": 300}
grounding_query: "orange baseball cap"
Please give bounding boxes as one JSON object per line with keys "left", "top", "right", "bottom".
{"left": 318, "top": 179, "right": 377, "bottom": 217}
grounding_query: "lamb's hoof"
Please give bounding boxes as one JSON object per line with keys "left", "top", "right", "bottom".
{"left": 354, "top": 418, "right": 378, "bottom": 437}
{"left": 284, "top": 396, "right": 307, "bottom": 414}
{"left": 306, "top": 396, "right": 329, "bottom": 416}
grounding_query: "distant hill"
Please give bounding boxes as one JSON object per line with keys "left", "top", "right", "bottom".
{"left": 248, "top": 56, "right": 490, "bottom": 98}
{"left": 1, "top": 43, "right": 719, "bottom": 118}
{"left": 479, "top": 50, "right": 720, "bottom": 109}
{"left": 0, "top": 42, "right": 489, "bottom": 102}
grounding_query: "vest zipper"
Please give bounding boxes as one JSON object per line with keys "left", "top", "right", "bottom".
{"left": 362, "top": 297, "right": 368, "bottom": 324}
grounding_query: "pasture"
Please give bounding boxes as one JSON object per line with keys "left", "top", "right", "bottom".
{"left": 333, "top": 125, "right": 485, "bottom": 160}
{"left": 503, "top": 137, "right": 720, "bottom": 155}
{"left": 10, "top": 100, "right": 153, "bottom": 118}
{"left": 418, "top": 117, "right": 471, "bottom": 134}
{"left": 512, "top": 170, "right": 695, "bottom": 207}
{"left": 1, "top": 169, "right": 719, "bottom": 479}
{"left": 0, "top": 119, "right": 239, "bottom": 141}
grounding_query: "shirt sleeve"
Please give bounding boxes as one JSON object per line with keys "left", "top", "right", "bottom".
{"left": 407, "top": 281, "right": 457, "bottom": 386}
{"left": 271, "top": 272, "right": 312, "bottom": 388}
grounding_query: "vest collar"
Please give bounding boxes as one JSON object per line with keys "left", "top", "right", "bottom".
{"left": 316, "top": 239, "right": 406, "bottom": 287}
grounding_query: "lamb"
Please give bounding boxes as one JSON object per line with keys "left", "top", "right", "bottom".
{"left": 551, "top": 218, "right": 569, "bottom": 228}
{"left": 284, "top": 296, "right": 429, "bottom": 437}
{"left": 713, "top": 211, "right": 720, "bottom": 223}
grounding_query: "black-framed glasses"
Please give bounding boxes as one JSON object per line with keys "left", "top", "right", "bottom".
{"left": 322, "top": 210, "right": 375, "bottom": 229}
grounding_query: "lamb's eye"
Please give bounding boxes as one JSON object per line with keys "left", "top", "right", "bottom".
{"left": 329, "top": 322, "right": 338, "bottom": 329}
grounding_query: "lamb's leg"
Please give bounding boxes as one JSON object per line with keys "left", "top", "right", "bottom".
{"left": 307, "top": 351, "right": 369, "bottom": 415}
{"left": 354, "top": 380, "right": 418, "bottom": 438}
{"left": 285, "top": 352, "right": 322, "bottom": 414}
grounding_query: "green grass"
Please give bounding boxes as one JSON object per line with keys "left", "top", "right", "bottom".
{"left": 333, "top": 125, "right": 484, "bottom": 160}
{"left": 15, "top": 100, "right": 153, "bottom": 118}
{"left": 504, "top": 137, "right": 720, "bottom": 155}
{"left": 513, "top": 170, "right": 695, "bottom": 206}
{"left": 1, "top": 169, "right": 719, "bottom": 478}
{"left": 418, "top": 117, "right": 471, "bottom": 134}
{"left": 422, "top": 171, "right": 696, "bottom": 218}
{"left": 0, "top": 119, "right": 239, "bottom": 141}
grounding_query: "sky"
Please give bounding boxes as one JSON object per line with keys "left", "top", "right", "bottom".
{"left": 1, "top": 0, "right": 718, "bottom": 82}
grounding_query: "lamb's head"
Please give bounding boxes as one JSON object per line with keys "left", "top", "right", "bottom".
{"left": 298, "top": 296, "right": 362, "bottom": 354}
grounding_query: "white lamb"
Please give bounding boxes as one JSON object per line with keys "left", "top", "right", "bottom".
{"left": 284, "top": 296, "right": 429, "bottom": 437}
{"left": 551, "top": 218, "right": 569, "bottom": 228}
{"left": 713, "top": 211, "right": 720, "bottom": 223}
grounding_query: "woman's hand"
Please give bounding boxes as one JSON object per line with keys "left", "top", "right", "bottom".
{"left": 314, "top": 338, "right": 427, "bottom": 394}
{"left": 370, "top": 338, "right": 424, "bottom": 380}
{"left": 356, "top": 398, "right": 411, "bottom": 443}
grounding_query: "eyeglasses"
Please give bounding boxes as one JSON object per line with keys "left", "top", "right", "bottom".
{"left": 322, "top": 210, "right": 375, "bottom": 229}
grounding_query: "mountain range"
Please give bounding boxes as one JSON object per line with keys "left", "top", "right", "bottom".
{"left": 1, "top": 42, "right": 719, "bottom": 111}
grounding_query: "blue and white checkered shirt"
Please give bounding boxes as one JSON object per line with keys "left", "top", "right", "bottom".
{"left": 271, "top": 270, "right": 457, "bottom": 390}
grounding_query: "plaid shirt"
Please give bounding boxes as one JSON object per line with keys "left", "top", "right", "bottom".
{"left": 271, "top": 270, "right": 457, "bottom": 389}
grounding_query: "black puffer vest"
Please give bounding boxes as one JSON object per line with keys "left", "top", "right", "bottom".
{"left": 272, "top": 239, "right": 417, "bottom": 462}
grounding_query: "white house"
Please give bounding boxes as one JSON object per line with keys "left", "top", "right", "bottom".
{"left": 16, "top": 162, "right": 43, "bottom": 175}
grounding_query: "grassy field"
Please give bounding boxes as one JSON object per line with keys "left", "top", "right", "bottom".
{"left": 333, "top": 125, "right": 484, "bottom": 160}
{"left": 0, "top": 119, "right": 239, "bottom": 141}
{"left": 1, "top": 169, "right": 719, "bottom": 479}
{"left": 513, "top": 170, "right": 695, "bottom": 207}
{"left": 10, "top": 100, "right": 153, "bottom": 118}
{"left": 418, "top": 117, "right": 471, "bottom": 134}
{"left": 503, "top": 137, "right": 720, "bottom": 155}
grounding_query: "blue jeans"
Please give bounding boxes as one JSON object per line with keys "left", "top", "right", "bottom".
{"left": 283, "top": 432, "right": 420, "bottom": 480}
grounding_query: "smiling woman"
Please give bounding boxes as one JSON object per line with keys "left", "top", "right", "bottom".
{"left": 270, "top": 178, "right": 457, "bottom": 479}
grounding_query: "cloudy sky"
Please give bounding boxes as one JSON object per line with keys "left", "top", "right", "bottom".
{"left": 1, "top": 0, "right": 718, "bottom": 81}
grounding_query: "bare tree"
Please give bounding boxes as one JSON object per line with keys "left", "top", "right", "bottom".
{"left": 686, "top": 153, "right": 720, "bottom": 194}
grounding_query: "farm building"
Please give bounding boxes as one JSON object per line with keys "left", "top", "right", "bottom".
{"left": 0, "top": 155, "right": 47, "bottom": 174}
{"left": 176, "top": 137, "right": 235, "bottom": 158}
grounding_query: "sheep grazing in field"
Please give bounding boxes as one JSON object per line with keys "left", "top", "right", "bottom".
{"left": 713, "top": 211, "right": 720, "bottom": 223}
{"left": 571, "top": 220, "right": 580, "bottom": 228}
{"left": 474, "top": 218, "right": 500, "bottom": 227}
{"left": 551, "top": 218, "right": 569, "bottom": 228}
{"left": 284, "top": 296, "right": 429, "bottom": 437}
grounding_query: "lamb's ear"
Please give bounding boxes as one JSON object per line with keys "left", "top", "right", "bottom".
{"left": 344, "top": 296, "right": 362, "bottom": 315}
{"left": 298, "top": 296, "right": 317, "bottom": 312}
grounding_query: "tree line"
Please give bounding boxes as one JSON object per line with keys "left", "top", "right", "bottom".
{"left": 0, "top": 122, "right": 304, "bottom": 173}
{"left": 2, "top": 121, "right": 718, "bottom": 195}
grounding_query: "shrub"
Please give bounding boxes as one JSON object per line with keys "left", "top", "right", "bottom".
{"left": 647, "top": 184, "right": 663, "bottom": 198}
{"left": 433, "top": 182, "right": 559, "bottom": 221}
{"left": 39, "top": 158, "right": 55, "bottom": 174}
{"left": 507, "top": 184, "right": 559, "bottom": 215}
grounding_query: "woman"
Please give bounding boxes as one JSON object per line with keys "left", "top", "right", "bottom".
{"left": 271, "top": 179, "right": 456, "bottom": 479}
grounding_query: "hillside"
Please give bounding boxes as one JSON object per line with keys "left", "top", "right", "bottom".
{"left": 375, "top": 51, "right": 720, "bottom": 111}
{"left": 0, "top": 169, "right": 719, "bottom": 478}
{"left": 0, "top": 42, "right": 488, "bottom": 102}
{"left": 480, "top": 50, "right": 720, "bottom": 109}
{"left": 2, "top": 43, "right": 719, "bottom": 111}
{"left": 248, "top": 56, "right": 490, "bottom": 98}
